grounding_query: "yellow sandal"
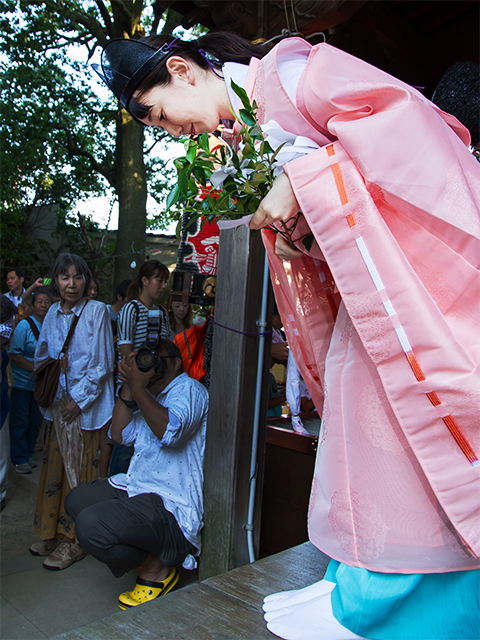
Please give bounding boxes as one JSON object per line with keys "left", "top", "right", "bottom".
{"left": 118, "top": 567, "right": 179, "bottom": 609}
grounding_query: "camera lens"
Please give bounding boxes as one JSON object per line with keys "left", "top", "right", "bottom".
{"left": 136, "top": 348, "right": 154, "bottom": 372}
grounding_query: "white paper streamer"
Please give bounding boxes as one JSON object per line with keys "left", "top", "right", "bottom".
{"left": 217, "top": 214, "right": 253, "bottom": 230}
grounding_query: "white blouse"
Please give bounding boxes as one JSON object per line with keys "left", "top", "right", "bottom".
{"left": 35, "top": 298, "right": 115, "bottom": 430}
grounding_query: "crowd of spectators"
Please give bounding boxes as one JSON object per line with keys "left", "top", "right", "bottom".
{"left": 1, "top": 253, "right": 316, "bottom": 609}
{"left": 0, "top": 254, "right": 211, "bottom": 608}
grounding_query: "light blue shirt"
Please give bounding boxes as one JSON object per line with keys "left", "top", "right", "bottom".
{"left": 108, "top": 373, "right": 209, "bottom": 559}
{"left": 9, "top": 317, "right": 41, "bottom": 391}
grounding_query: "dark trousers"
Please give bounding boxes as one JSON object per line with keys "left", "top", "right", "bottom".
{"left": 65, "top": 479, "right": 196, "bottom": 578}
{"left": 9, "top": 387, "right": 42, "bottom": 465}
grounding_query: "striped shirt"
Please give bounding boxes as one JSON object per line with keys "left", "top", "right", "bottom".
{"left": 116, "top": 301, "right": 172, "bottom": 381}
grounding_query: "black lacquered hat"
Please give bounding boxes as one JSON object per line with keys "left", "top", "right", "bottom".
{"left": 92, "top": 38, "right": 176, "bottom": 110}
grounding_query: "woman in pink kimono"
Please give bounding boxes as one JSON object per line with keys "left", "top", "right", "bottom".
{"left": 95, "top": 33, "right": 480, "bottom": 639}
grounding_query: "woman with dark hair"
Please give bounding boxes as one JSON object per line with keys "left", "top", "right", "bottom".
{"left": 31, "top": 253, "right": 114, "bottom": 571}
{"left": 87, "top": 277, "right": 99, "bottom": 300}
{"left": 8, "top": 287, "right": 52, "bottom": 474}
{"left": 117, "top": 259, "right": 172, "bottom": 366}
{"left": 167, "top": 295, "right": 193, "bottom": 337}
{"left": 95, "top": 33, "right": 479, "bottom": 639}
{"left": 110, "top": 260, "right": 172, "bottom": 475}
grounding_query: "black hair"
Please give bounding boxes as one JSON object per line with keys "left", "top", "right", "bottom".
{"left": 0, "top": 294, "right": 16, "bottom": 323}
{"left": 126, "top": 260, "right": 170, "bottom": 302}
{"left": 115, "top": 279, "right": 132, "bottom": 301}
{"left": 129, "top": 32, "right": 269, "bottom": 122}
{"left": 7, "top": 267, "right": 25, "bottom": 280}
{"left": 88, "top": 277, "right": 100, "bottom": 299}
{"left": 31, "top": 287, "right": 52, "bottom": 304}
{"left": 50, "top": 253, "right": 92, "bottom": 300}
{"left": 158, "top": 338, "right": 184, "bottom": 373}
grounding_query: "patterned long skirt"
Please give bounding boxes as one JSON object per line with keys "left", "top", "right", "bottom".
{"left": 33, "top": 421, "right": 100, "bottom": 541}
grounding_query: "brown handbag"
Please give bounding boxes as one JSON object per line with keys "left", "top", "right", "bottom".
{"left": 34, "top": 301, "right": 88, "bottom": 409}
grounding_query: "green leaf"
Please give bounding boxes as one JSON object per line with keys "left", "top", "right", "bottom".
{"left": 270, "top": 141, "right": 288, "bottom": 164}
{"left": 175, "top": 217, "right": 182, "bottom": 242}
{"left": 186, "top": 141, "right": 197, "bottom": 163}
{"left": 301, "top": 233, "right": 314, "bottom": 253}
{"left": 243, "top": 180, "right": 254, "bottom": 194}
{"left": 166, "top": 184, "right": 180, "bottom": 210}
{"left": 262, "top": 140, "right": 274, "bottom": 155}
{"left": 198, "top": 132, "right": 210, "bottom": 152}
{"left": 239, "top": 109, "right": 256, "bottom": 126}
{"left": 188, "top": 176, "right": 198, "bottom": 193}
{"left": 242, "top": 142, "right": 255, "bottom": 158}
{"left": 231, "top": 80, "right": 251, "bottom": 110}
{"left": 192, "top": 166, "right": 206, "bottom": 185}
{"left": 178, "top": 171, "right": 188, "bottom": 195}
{"left": 252, "top": 172, "right": 268, "bottom": 185}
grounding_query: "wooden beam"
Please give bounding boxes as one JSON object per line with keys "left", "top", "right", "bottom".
{"left": 199, "top": 226, "right": 272, "bottom": 580}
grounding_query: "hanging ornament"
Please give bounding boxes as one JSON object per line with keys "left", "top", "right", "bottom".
{"left": 130, "top": 260, "right": 137, "bottom": 269}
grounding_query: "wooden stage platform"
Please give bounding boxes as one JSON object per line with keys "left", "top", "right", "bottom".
{"left": 54, "top": 542, "right": 330, "bottom": 640}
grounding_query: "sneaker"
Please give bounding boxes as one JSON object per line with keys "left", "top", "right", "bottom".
{"left": 10, "top": 462, "right": 32, "bottom": 474}
{"left": 42, "top": 541, "right": 85, "bottom": 570}
{"left": 118, "top": 568, "right": 179, "bottom": 610}
{"left": 28, "top": 458, "right": 37, "bottom": 469}
{"left": 30, "top": 538, "right": 62, "bottom": 556}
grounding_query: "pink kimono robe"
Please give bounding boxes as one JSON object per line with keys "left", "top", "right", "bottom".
{"left": 247, "top": 39, "right": 480, "bottom": 573}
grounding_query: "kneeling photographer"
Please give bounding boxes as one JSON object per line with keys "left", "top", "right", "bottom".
{"left": 65, "top": 338, "right": 209, "bottom": 609}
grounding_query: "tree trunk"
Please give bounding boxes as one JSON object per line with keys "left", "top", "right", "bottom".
{"left": 114, "top": 107, "right": 147, "bottom": 283}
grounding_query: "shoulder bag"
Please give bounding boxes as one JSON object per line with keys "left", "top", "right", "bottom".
{"left": 34, "top": 300, "right": 88, "bottom": 409}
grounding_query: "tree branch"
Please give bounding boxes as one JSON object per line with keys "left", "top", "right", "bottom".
{"left": 94, "top": 0, "right": 113, "bottom": 33}
{"left": 58, "top": 123, "right": 117, "bottom": 190}
{"left": 144, "top": 132, "right": 168, "bottom": 155}
{"left": 77, "top": 213, "right": 97, "bottom": 256}
{"left": 36, "top": 0, "right": 109, "bottom": 47}
{"left": 110, "top": 0, "right": 134, "bottom": 25}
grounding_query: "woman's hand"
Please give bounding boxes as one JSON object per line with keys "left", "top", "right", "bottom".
{"left": 61, "top": 400, "right": 81, "bottom": 424}
{"left": 249, "top": 172, "right": 300, "bottom": 230}
{"left": 274, "top": 234, "right": 304, "bottom": 261}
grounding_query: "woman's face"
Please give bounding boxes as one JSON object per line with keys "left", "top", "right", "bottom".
{"left": 171, "top": 301, "right": 189, "bottom": 320}
{"left": 33, "top": 294, "right": 51, "bottom": 320}
{"left": 143, "top": 273, "right": 168, "bottom": 301}
{"left": 87, "top": 282, "right": 98, "bottom": 300}
{"left": 136, "top": 57, "right": 231, "bottom": 137}
{"left": 57, "top": 265, "right": 85, "bottom": 306}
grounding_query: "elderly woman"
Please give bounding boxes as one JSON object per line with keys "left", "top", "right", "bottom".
{"left": 30, "top": 254, "right": 114, "bottom": 571}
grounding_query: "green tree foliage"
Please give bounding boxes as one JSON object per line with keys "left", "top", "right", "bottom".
{"left": 0, "top": 0, "right": 181, "bottom": 284}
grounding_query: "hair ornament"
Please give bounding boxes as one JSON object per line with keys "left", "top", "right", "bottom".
{"left": 196, "top": 45, "right": 223, "bottom": 79}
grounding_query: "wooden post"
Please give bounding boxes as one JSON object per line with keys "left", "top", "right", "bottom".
{"left": 199, "top": 226, "right": 272, "bottom": 580}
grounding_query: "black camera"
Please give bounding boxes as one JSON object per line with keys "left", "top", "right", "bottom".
{"left": 135, "top": 310, "right": 167, "bottom": 378}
